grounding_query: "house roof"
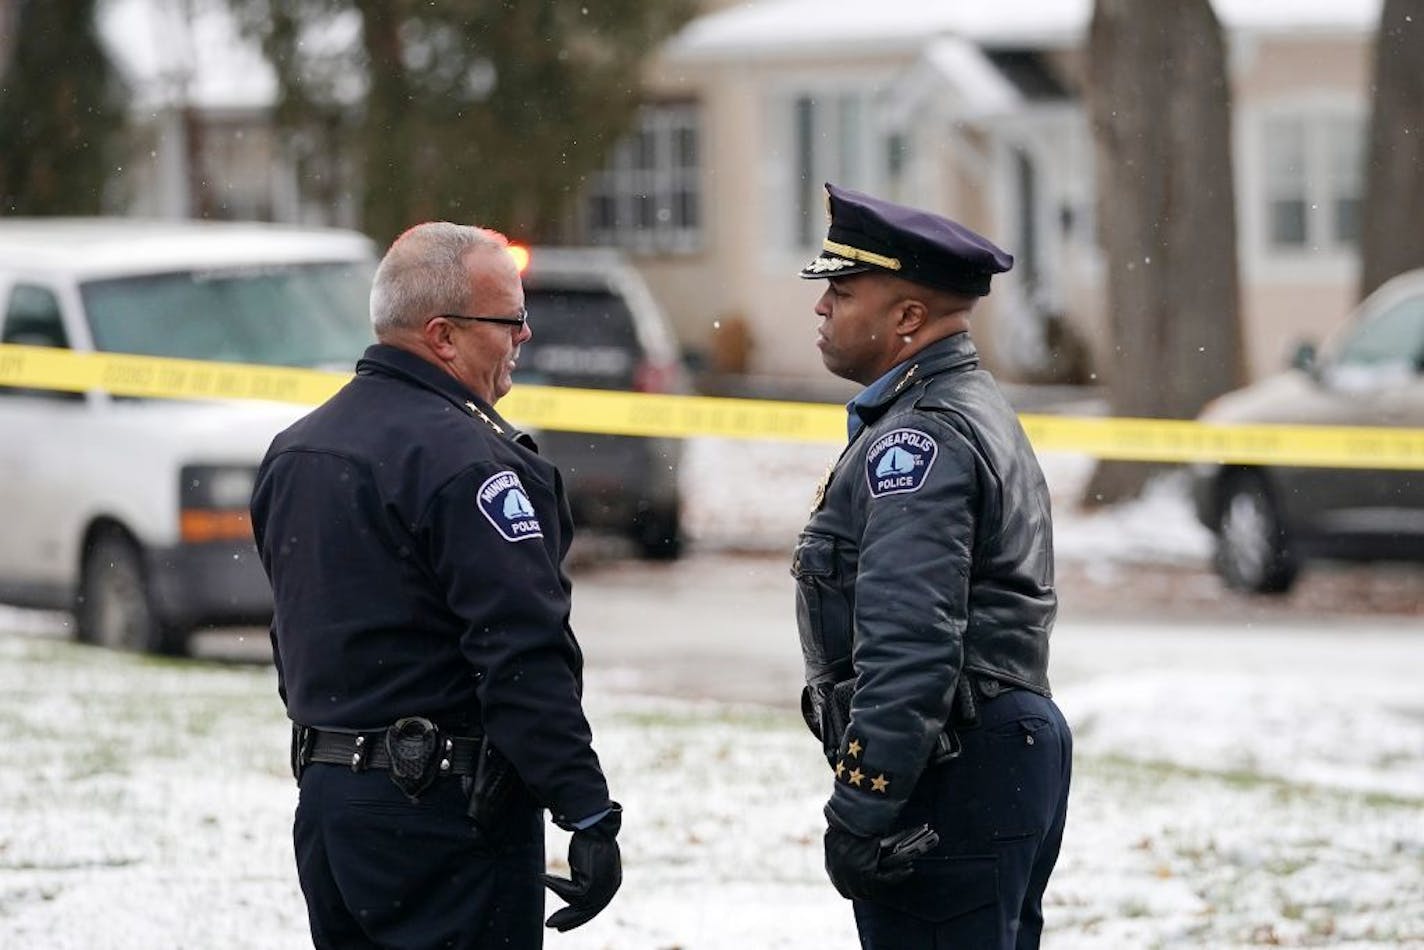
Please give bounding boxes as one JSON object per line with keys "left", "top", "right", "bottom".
{"left": 668, "top": 0, "right": 1383, "bottom": 62}
{"left": 95, "top": 0, "right": 1384, "bottom": 112}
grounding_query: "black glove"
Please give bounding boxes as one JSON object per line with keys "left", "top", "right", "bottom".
{"left": 543, "top": 804, "right": 622, "bottom": 931}
{"left": 824, "top": 823, "right": 915, "bottom": 902}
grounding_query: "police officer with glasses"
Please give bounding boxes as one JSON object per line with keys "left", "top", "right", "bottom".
{"left": 793, "top": 184, "right": 1073, "bottom": 949}
{"left": 252, "top": 222, "right": 620, "bottom": 949}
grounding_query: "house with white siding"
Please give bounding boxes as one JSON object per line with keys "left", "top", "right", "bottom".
{"left": 610, "top": 0, "right": 1384, "bottom": 388}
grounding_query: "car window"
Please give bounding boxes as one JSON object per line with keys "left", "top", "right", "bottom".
{"left": 79, "top": 261, "right": 374, "bottom": 368}
{"left": 518, "top": 288, "right": 640, "bottom": 387}
{"left": 3, "top": 284, "right": 70, "bottom": 348}
{"left": 0, "top": 283, "right": 82, "bottom": 401}
{"left": 1333, "top": 292, "right": 1424, "bottom": 373}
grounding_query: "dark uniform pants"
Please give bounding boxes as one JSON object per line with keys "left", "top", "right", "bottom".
{"left": 853, "top": 689, "right": 1072, "bottom": 950}
{"left": 293, "top": 765, "right": 545, "bottom": 949}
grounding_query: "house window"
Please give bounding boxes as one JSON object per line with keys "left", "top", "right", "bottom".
{"left": 586, "top": 102, "right": 701, "bottom": 254}
{"left": 789, "top": 90, "right": 887, "bottom": 249}
{"left": 791, "top": 89, "right": 888, "bottom": 249}
{"left": 1262, "top": 113, "right": 1363, "bottom": 254}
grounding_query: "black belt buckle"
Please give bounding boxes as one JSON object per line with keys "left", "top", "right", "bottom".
{"left": 385, "top": 716, "right": 441, "bottom": 799}
{"left": 290, "top": 724, "right": 315, "bottom": 783}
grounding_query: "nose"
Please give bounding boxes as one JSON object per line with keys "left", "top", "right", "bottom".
{"left": 516, "top": 319, "right": 532, "bottom": 344}
{"left": 815, "top": 288, "right": 833, "bottom": 318}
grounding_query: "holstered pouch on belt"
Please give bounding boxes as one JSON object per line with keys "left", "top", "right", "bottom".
{"left": 385, "top": 717, "right": 441, "bottom": 799}
{"left": 802, "top": 676, "right": 968, "bottom": 769}
{"left": 925, "top": 677, "right": 980, "bottom": 766}
{"left": 290, "top": 724, "right": 315, "bottom": 782}
{"left": 802, "top": 678, "right": 857, "bottom": 764}
{"left": 466, "top": 737, "right": 529, "bottom": 835}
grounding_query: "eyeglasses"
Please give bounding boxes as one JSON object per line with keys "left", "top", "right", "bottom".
{"left": 435, "top": 307, "right": 529, "bottom": 329}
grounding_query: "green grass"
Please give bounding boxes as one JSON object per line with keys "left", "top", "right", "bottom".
{"left": 606, "top": 704, "right": 800, "bottom": 733}
{"left": 1087, "top": 753, "right": 1424, "bottom": 810}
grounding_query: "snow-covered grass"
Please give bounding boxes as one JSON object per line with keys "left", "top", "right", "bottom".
{"left": 2, "top": 439, "right": 1419, "bottom": 947}
{"left": 1, "top": 629, "right": 1420, "bottom": 949}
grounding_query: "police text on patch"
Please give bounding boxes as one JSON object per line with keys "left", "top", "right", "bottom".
{"left": 476, "top": 471, "right": 544, "bottom": 542}
{"left": 865, "top": 428, "right": 938, "bottom": 497}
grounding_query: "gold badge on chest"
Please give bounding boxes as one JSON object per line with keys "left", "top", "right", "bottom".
{"left": 810, "top": 459, "right": 836, "bottom": 513}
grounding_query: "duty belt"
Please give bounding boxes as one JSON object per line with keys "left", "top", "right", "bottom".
{"left": 292, "top": 720, "right": 481, "bottom": 784}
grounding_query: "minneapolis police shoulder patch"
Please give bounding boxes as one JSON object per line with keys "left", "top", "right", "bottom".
{"left": 476, "top": 470, "right": 543, "bottom": 542}
{"left": 865, "top": 428, "right": 938, "bottom": 498}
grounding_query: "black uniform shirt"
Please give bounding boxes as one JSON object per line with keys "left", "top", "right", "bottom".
{"left": 251, "top": 343, "right": 610, "bottom": 825}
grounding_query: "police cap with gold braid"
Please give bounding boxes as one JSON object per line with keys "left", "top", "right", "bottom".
{"left": 799, "top": 182, "right": 1013, "bottom": 297}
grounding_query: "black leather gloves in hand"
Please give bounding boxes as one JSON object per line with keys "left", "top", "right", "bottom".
{"left": 543, "top": 804, "right": 623, "bottom": 931}
{"left": 823, "top": 824, "right": 915, "bottom": 902}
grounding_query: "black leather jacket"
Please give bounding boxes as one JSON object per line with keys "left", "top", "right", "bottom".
{"left": 793, "top": 332, "right": 1056, "bottom": 836}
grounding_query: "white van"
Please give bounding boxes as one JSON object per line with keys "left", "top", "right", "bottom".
{"left": 0, "top": 219, "right": 376, "bottom": 653}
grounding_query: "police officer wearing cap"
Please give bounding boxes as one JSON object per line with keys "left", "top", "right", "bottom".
{"left": 251, "top": 222, "right": 620, "bottom": 948}
{"left": 793, "top": 184, "right": 1072, "bottom": 949}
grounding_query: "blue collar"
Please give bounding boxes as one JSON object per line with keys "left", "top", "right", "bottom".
{"left": 844, "top": 333, "right": 980, "bottom": 441}
{"left": 846, "top": 359, "right": 914, "bottom": 440}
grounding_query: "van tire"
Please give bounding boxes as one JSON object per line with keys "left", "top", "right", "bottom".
{"left": 77, "top": 529, "right": 187, "bottom": 655}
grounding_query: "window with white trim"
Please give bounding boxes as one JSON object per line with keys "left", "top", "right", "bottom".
{"left": 585, "top": 102, "right": 701, "bottom": 254}
{"left": 787, "top": 89, "right": 892, "bottom": 250}
{"left": 1262, "top": 112, "right": 1363, "bottom": 254}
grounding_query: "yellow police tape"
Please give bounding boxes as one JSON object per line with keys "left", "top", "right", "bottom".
{"left": 2, "top": 343, "right": 1422, "bottom": 469}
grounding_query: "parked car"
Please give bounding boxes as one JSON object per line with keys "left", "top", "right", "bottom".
{"left": 1191, "top": 268, "right": 1424, "bottom": 593}
{"left": 516, "top": 246, "right": 687, "bottom": 559}
{"left": 0, "top": 223, "right": 686, "bottom": 654}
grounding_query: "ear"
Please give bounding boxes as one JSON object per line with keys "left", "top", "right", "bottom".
{"left": 422, "top": 317, "right": 460, "bottom": 361}
{"left": 893, "top": 298, "right": 930, "bottom": 337}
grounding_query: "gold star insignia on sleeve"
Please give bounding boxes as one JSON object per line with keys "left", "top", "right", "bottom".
{"left": 871, "top": 774, "right": 889, "bottom": 793}
{"left": 846, "top": 739, "right": 862, "bottom": 758}
{"left": 848, "top": 768, "right": 864, "bottom": 787}
{"left": 835, "top": 759, "right": 846, "bottom": 778}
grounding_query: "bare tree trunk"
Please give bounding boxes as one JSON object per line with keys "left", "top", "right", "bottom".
{"left": 0, "top": 0, "right": 18, "bottom": 79}
{"left": 1360, "top": 0, "right": 1424, "bottom": 300}
{"left": 355, "top": 0, "right": 416, "bottom": 247}
{"left": 1082, "top": 0, "right": 1246, "bottom": 506}
{"left": 181, "top": 104, "right": 216, "bottom": 218}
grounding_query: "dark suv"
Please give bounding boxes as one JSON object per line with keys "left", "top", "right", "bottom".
{"left": 517, "top": 247, "right": 686, "bottom": 558}
{"left": 1191, "top": 268, "right": 1424, "bottom": 593}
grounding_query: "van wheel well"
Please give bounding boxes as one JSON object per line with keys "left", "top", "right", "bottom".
{"left": 75, "top": 521, "right": 187, "bottom": 655}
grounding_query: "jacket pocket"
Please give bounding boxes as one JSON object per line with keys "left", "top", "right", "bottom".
{"left": 791, "top": 532, "right": 850, "bottom": 667}
{"left": 878, "top": 853, "right": 999, "bottom": 923}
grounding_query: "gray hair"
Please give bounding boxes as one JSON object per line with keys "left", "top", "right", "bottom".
{"left": 369, "top": 222, "right": 507, "bottom": 334}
